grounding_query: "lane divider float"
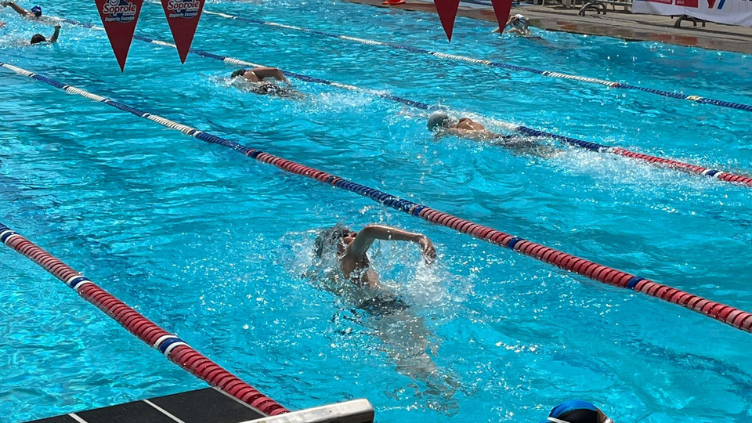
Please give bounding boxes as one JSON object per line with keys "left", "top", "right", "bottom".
{"left": 2, "top": 61, "right": 750, "bottom": 334}
{"left": 201, "top": 10, "right": 752, "bottom": 114}
{"left": 47, "top": 17, "right": 752, "bottom": 188}
{"left": 0, "top": 223, "right": 288, "bottom": 416}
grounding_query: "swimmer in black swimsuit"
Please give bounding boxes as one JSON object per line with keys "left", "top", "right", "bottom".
{"left": 230, "top": 67, "right": 302, "bottom": 98}
{"left": 313, "top": 224, "right": 457, "bottom": 400}
{"left": 427, "top": 111, "right": 559, "bottom": 158}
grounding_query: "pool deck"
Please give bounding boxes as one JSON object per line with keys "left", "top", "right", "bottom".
{"left": 342, "top": 0, "right": 752, "bottom": 54}
{"left": 27, "top": 387, "right": 375, "bottom": 423}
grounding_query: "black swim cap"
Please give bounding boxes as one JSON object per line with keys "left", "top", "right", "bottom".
{"left": 231, "top": 69, "right": 247, "bottom": 78}
{"left": 30, "top": 34, "right": 46, "bottom": 44}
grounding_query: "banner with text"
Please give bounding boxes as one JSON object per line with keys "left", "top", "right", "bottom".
{"left": 633, "top": 0, "right": 752, "bottom": 27}
{"left": 95, "top": 0, "right": 144, "bottom": 71}
{"left": 161, "top": 0, "right": 205, "bottom": 63}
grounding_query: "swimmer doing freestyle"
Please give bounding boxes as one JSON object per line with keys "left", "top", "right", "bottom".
{"left": 427, "top": 111, "right": 559, "bottom": 157}
{"left": 230, "top": 67, "right": 302, "bottom": 98}
{"left": 314, "top": 224, "right": 458, "bottom": 400}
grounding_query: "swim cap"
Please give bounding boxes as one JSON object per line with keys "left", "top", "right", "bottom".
{"left": 30, "top": 33, "right": 46, "bottom": 44}
{"left": 30, "top": 5, "right": 42, "bottom": 16}
{"left": 427, "top": 111, "right": 451, "bottom": 131}
{"left": 230, "top": 69, "right": 247, "bottom": 78}
{"left": 542, "top": 400, "right": 609, "bottom": 423}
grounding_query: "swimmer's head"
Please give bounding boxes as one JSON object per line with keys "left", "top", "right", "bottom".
{"left": 30, "top": 5, "right": 42, "bottom": 17}
{"left": 30, "top": 33, "right": 46, "bottom": 44}
{"left": 541, "top": 400, "right": 613, "bottom": 423}
{"left": 314, "top": 225, "right": 356, "bottom": 257}
{"left": 427, "top": 111, "right": 455, "bottom": 132}
{"left": 231, "top": 69, "right": 248, "bottom": 78}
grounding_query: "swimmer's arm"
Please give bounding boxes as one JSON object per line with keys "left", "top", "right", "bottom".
{"left": 49, "top": 25, "right": 60, "bottom": 43}
{"left": 349, "top": 225, "right": 436, "bottom": 263}
{"left": 251, "top": 67, "right": 287, "bottom": 82}
{"left": 2, "top": 2, "right": 31, "bottom": 17}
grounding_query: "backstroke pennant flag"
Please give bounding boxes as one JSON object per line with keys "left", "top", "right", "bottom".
{"left": 160, "top": 0, "right": 206, "bottom": 63}
{"left": 95, "top": 0, "right": 144, "bottom": 71}
{"left": 490, "top": 0, "right": 514, "bottom": 34}
{"left": 434, "top": 0, "right": 461, "bottom": 41}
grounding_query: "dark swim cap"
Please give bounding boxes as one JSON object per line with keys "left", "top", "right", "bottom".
{"left": 31, "top": 5, "right": 42, "bottom": 16}
{"left": 231, "top": 69, "right": 247, "bottom": 78}
{"left": 542, "top": 400, "right": 607, "bottom": 423}
{"left": 30, "top": 34, "right": 46, "bottom": 44}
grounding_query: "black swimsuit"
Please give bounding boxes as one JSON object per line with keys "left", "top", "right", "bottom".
{"left": 357, "top": 294, "right": 410, "bottom": 317}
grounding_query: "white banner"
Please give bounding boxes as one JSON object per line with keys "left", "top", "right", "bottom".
{"left": 633, "top": 0, "right": 752, "bottom": 27}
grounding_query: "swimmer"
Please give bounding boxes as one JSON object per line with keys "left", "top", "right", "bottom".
{"left": 2, "top": 2, "right": 43, "bottom": 20}
{"left": 29, "top": 23, "right": 59, "bottom": 44}
{"left": 541, "top": 400, "right": 614, "bottom": 423}
{"left": 230, "top": 67, "right": 302, "bottom": 98}
{"left": 315, "top": 224, "right": 435, "bottom": 289}
{"left": 493, "top": 13, "right": 532, "bottom": 36}
{"left": 427, "top": 111, "right": 558, "bottom": 157}
{"left": 313, "top": 224, "right": 456, "bottom": 400}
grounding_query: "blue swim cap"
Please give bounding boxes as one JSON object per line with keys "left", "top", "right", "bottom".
{"left": 30, "top": 5, "right": 42, "bottom": 16}
{"left": 547, "top": 400, "right": 602, "bottom": 423}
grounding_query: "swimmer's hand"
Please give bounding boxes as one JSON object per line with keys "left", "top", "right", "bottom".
{"left": 418, "top": 236, "right": 436, "bottom": 264}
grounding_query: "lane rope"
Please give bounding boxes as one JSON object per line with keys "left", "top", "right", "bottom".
{"left": 0, "top": 222, "right": 289, "bottom": 417}
{"left": 48, "top": 17, "right": 752, "bottom": 188}
{"left": 2, "top": 61, "right": 751, "bottom": 334}
{"left": 201, "top": 10, "right": 752, "bottom": 114}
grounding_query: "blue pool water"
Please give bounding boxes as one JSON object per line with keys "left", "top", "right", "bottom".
{"left": 1, "top": 1, "right": 752, "bottom": 422}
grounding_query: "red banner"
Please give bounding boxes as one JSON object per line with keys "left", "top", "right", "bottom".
{"left": 161, "top": 0, "right": 205, "bottom": 63}
{"left": 490, "top": 0, "right": 514, "bottom": 35}
{"left": 434, "top": 0, "right": 461, "bottom": 41}
{"left": 95, "top": 0, "right": 144, "bottom": 72}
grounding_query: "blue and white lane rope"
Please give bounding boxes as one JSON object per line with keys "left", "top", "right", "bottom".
{"left": 52, "top": 16, "right": 752, "bottom": 187}
{"left": 202, "top": 10, "right": 752, "bottom": 114}
{"left": 2, "top": 61, "right": 751, "bottom": 334}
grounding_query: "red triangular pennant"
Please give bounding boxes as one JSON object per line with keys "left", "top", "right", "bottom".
{"left": 434, "top": 0, "right": 461, "bottom": 42}
{"left": 95, "top": 0, "right": 144, "bottom": 72}
{"left": 490, "top": 0, "right": 514, "bottom": 35}
{"left": 160, "top": 0, "right": 205, "bottom": 64}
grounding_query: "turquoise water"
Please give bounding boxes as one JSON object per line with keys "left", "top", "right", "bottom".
{"left": 1, "top": 1, "right": 752, "bottom": 422}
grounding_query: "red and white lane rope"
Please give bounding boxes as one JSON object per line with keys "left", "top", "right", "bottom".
{"left": 0, "top": 223, "right": 289, "bottom": 416}
{"left": 1, "top": 63, "right": 750, "bottom": 333}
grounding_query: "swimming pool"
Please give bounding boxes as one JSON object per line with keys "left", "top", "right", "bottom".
{"left": 1, "top": 0, "right": 751, "bottom": 421}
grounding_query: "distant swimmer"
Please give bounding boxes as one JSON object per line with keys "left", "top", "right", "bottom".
{"left": 315, "top": 224, "right": 436, "bottom": 289}
{"left": 540, "top": 400, "right": 614, "bottom": 423}
{"left": 30, "top": 23, "right": 59, "bottom": 44}
{"left": 230, "top": 67, "right": 302, "bottom": 98}
{"left": 2, "top": 2, "right": 43, "bottom": 20}
{"left": 427, "top": 111, "right": 558, "bottom": 157}
{"left": 493, "top": 13, "right": 533, "bottom": 37}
